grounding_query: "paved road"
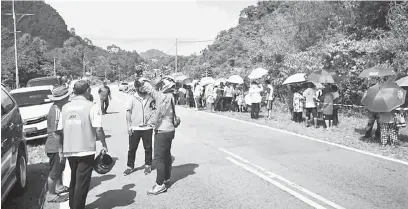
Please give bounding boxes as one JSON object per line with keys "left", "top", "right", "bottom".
{"left": 58, "top": 85, "right": 408, "bottom": 209}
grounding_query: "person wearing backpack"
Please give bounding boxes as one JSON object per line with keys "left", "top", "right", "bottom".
{"left": 139, "top": 77, "right": 180, "bottom": 196}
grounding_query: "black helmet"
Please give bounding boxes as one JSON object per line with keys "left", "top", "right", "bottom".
{"left": 93, "top": 153, "right": 115, "bottom": 175}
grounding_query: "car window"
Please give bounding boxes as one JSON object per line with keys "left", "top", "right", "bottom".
{"left": 27, "top": 78, "right": 59, "bottom": 87}
{"left": 11, "top": 89, "right": 53, "bottom": 107}
{"left": 1, "top": 89, "right": 15, "bottom": 117}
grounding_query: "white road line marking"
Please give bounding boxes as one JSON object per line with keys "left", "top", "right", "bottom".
{"left": 188, "top": 108, "right": 408, "bottom": 166}
{"left": 220, "top": 148, "right": 346, "bottom": 209}
{"left": 226, "top": 157, "right": 328, "bottom": 209}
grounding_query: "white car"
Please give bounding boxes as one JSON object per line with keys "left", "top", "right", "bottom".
{"left": 10, "top": 86, "right": 54, "bottom": 141}
{"left": 118, "top": 82, "right": 129, "bottom": 91}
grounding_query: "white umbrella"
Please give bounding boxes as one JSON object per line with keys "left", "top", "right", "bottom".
{"left": 282, "top": 73, "right": 306, "bottom": 85}
{"left": 396, "top": 76, "right": 408, "bottom": 87}
{"left": 228, "top": 75, "right": 244, "bottom": 84}
{"left": 248, "top": 68, "right": 268, "bottom": 79}
{"left": 201, "top": 77, "right": 215, "bottom": 86}
{"left": 175, "top": 75, "right": 189, "bottom": 82}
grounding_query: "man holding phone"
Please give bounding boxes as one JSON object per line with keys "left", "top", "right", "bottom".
{"left": 124, "top": 78, "right": 156, "bottom": 176}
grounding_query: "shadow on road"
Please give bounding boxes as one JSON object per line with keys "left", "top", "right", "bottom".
{"left": 89, "top": 174, "right": 116, "bottom": 191}
{"left": 105, "top": 134, "right": 111, "bottom": 139}
{"left": 3, "top": 163, "right": 48, "bottom": 209}
{"left": 105, "top": 112, "right": 119, "bottom": 115}
{"left": 27, "top": 138, "right": 47, "bottom": 146}
{"left": 86, "top": 184, "right": 137, "bottom": 209}
{"left": 170, "top": 163, "right": 199, "bottom": 186}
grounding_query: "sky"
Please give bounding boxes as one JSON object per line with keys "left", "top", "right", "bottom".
{"left": 46, "top": 0, "right": 258, "bottom": 56}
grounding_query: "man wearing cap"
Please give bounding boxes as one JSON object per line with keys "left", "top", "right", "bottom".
{"left": 98, "top": 81, "right": 111, "bottom": 114}
{"left": 56, "top": 80, "right": 108, "bottom": 209}
{"left": 124, "top": 78, "right": 155, "bottom": 176}
{"left": 45, "top": 86, "right": 71, "bottom": 203}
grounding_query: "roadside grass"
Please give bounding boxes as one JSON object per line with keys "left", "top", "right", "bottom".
{"left": 2, "top": 140, "right": 49, "bottom": 209}
{"left": 194, "top": 102, "right": 408, "bottom": 162}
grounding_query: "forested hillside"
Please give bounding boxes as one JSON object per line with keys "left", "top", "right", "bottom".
{"left": 1, "top": 1, "right": 144, "bottom": 88}
{"left": 140, "top": 49, "right": 169, "bottom": 59}
{"left": 170, "top": 1, "right": 408, "bottom": 106}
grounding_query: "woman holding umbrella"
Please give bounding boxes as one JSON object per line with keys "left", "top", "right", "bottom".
{"left": 361, "top": 82, "right": 406, "bottom": 147}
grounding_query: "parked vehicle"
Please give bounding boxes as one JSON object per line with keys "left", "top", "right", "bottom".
{"left": 26, "top": 76, "right": 61, "bottom": 87}
{"left": 118, "top": 82, "right": 129, "bottom": 91}
{"left": 10, "top": 86, "right": 54, "bottom": 141}
{"left": 1, "top": 85, "right": 28, "bottom": 203}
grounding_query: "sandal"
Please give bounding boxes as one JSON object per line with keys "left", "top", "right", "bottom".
{"left": 47, "top": 194, "right": 68, "bottom": 203}
{"left": 56, "top": 186, "right": 69, "bottom": 194}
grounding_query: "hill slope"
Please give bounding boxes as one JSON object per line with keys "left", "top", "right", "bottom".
{"left": 1, "top": 0, "right": 70, "bottom": 49}
{"left": 140, "top": 49, "right": 169, "bottom": 59}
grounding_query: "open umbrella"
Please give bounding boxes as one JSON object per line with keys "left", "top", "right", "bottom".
{"left": 361, "top": 82, "right": 406, "bottom": 112}
{"left": 396, "top": 76, "right": 408, "bottom": 87}
{"left": 248, "top": 68, "right": 268, "bottom": 79}
{"left": 306, "top": 70, "right": 341, "bottom": 84}
{"left": 359, "top": 66, "right": 395, "bottom": 78}
{"left": 200, "top": 77, "right": 215, "bottom": 86}
{"left": 175, "top": 75, "right": 189, "bottom": 82}
{"left": 181, "top": 78, "right": 193, "bottom": 85}
{"left": 228, "top": 75, "right": 244, "bottom": 84}
{"left": 282, "top": 73, "right": 306, "bottom": 85}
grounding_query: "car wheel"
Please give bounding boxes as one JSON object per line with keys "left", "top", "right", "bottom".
{"left": 11, "top": 150, "right": 27, "bottom": 196}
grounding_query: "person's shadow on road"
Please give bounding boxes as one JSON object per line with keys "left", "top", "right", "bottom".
{"left": 89, "top": 174, "right": 116, "bottom": 191}
{"left": 86, "top": 184, "right": 137, "bottom": 209}
{"left": 170, "top": 163, "right": 199, "bottom": 187}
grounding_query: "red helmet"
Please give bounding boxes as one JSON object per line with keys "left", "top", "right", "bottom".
{"left": 93, "top": 153, "right": 115, "bottom": 175}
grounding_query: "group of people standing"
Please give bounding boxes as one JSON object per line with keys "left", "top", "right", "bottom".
{"left": 45, "top": 77, "right": 179, "bottom": 209}
{"left": 175, "top": 80, "right": 276, "bottom": 120}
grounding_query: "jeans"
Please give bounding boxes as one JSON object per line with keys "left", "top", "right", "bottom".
{"left": 127, "top": 129, "right": 153, "bottom": 168}
{"left": 251, "top": 103, "right": 260, "bottom": 119}
{"left": 154, "top": 131, "right": 175, "bottom": 185}
{"left": 68, "top": 155, "right": 94, "bottom": 209}
{"left": 100, "top": 99, "right": 109, "bottom": 113}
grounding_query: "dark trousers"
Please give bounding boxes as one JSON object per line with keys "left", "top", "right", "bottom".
{"left": 223, "top": 97, "right": 233, "bottom": 111}
{"left": 333, "top": 108, "right": 339, "bottom": 126}
{"left": 127, "top": 129, "right": 153, "bottom": 168}
{"left": 68, "top": 155, "right": 94, "bottom": 209}
{"left": 100, "top": 99, "right": 109, "bottom": 113}
{"left": 293, "top": 112, "right": 303, "bottom": 123}
{"left": 366, "top": 112, "right": 381, "bottom": 137}
{"left": 214, "top": 97, "right": 221, "bottom": 111}
{"left": 154, "top": 131, "right": 175, "bottom": 185}
{"left": 251, "top": 103, "right": 260, "bottom": 119}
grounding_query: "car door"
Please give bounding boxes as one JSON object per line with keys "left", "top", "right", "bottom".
{"left": 1, "top": 88, "right": 16, "bottom": 188}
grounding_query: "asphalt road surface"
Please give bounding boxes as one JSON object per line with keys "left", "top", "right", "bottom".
{"left": 58, "top": 85, "right": 408, "bottom": 209}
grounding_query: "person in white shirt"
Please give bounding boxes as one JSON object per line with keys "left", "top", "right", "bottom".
{"left": 193, "top": 83, "right": 202, "bottom": 110}
{"left": 223, "top": 82, "right": 235, "bottom": 111}
{"left": 303, "top": 83, "right": 318, "bottom": 128}
{"left": 249, "top": 81, "right": 263, "bottom": 119}
{"left": 264, "top": 80, "right": 274, "bottom": 119}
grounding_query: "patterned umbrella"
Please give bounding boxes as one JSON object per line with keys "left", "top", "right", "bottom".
{"left": 306, "top": 70, "right": 341, "bottom": 84}
{"left": 396, "top": 76, "right": 408, "bottom": 87}
{"left": 361, "top": 82, "right": 406, "bottom": 112}
{"left": 359, "top": 66, "right": 395, "bottom": 78}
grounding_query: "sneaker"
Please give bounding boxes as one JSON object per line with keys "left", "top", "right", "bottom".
{"left": 144, "top": 165, "right": 152, "bottom": 175}
{"left": 123, "top": 167, "right": 134, "bottom": 176}
{"left": 147, "top": 184, "right": 167, "bottom": 195}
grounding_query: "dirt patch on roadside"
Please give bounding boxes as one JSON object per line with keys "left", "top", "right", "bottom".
{"left": 2, "top": 162, "right": 48, "bottom": 209}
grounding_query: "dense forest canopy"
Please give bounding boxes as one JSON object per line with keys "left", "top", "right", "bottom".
{"left": 1, "top": 1, "right": 407, "bottom": 107}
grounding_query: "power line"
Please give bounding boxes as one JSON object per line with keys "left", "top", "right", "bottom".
{"left": 164, "top": 43, "right": 176, "bottom": 54}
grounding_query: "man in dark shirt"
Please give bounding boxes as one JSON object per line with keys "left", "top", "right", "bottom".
{"left": 45, "top": 86, "right": 71, "bottom": 202}
{"left": 98, "top": 81, "right": 111, "bottom": 114}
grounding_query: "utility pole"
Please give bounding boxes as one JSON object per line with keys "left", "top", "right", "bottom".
{"left": 4, "top": 0, "right": 34, "bottom": 88}
{"left": 12, "top": 0, "right": 18, "bottom": 88}
{"left": 53, "top": 58, "right": 56, "bottom": 76}
{"left": 175, "top": 38, "right": 178, "bottom": 73}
